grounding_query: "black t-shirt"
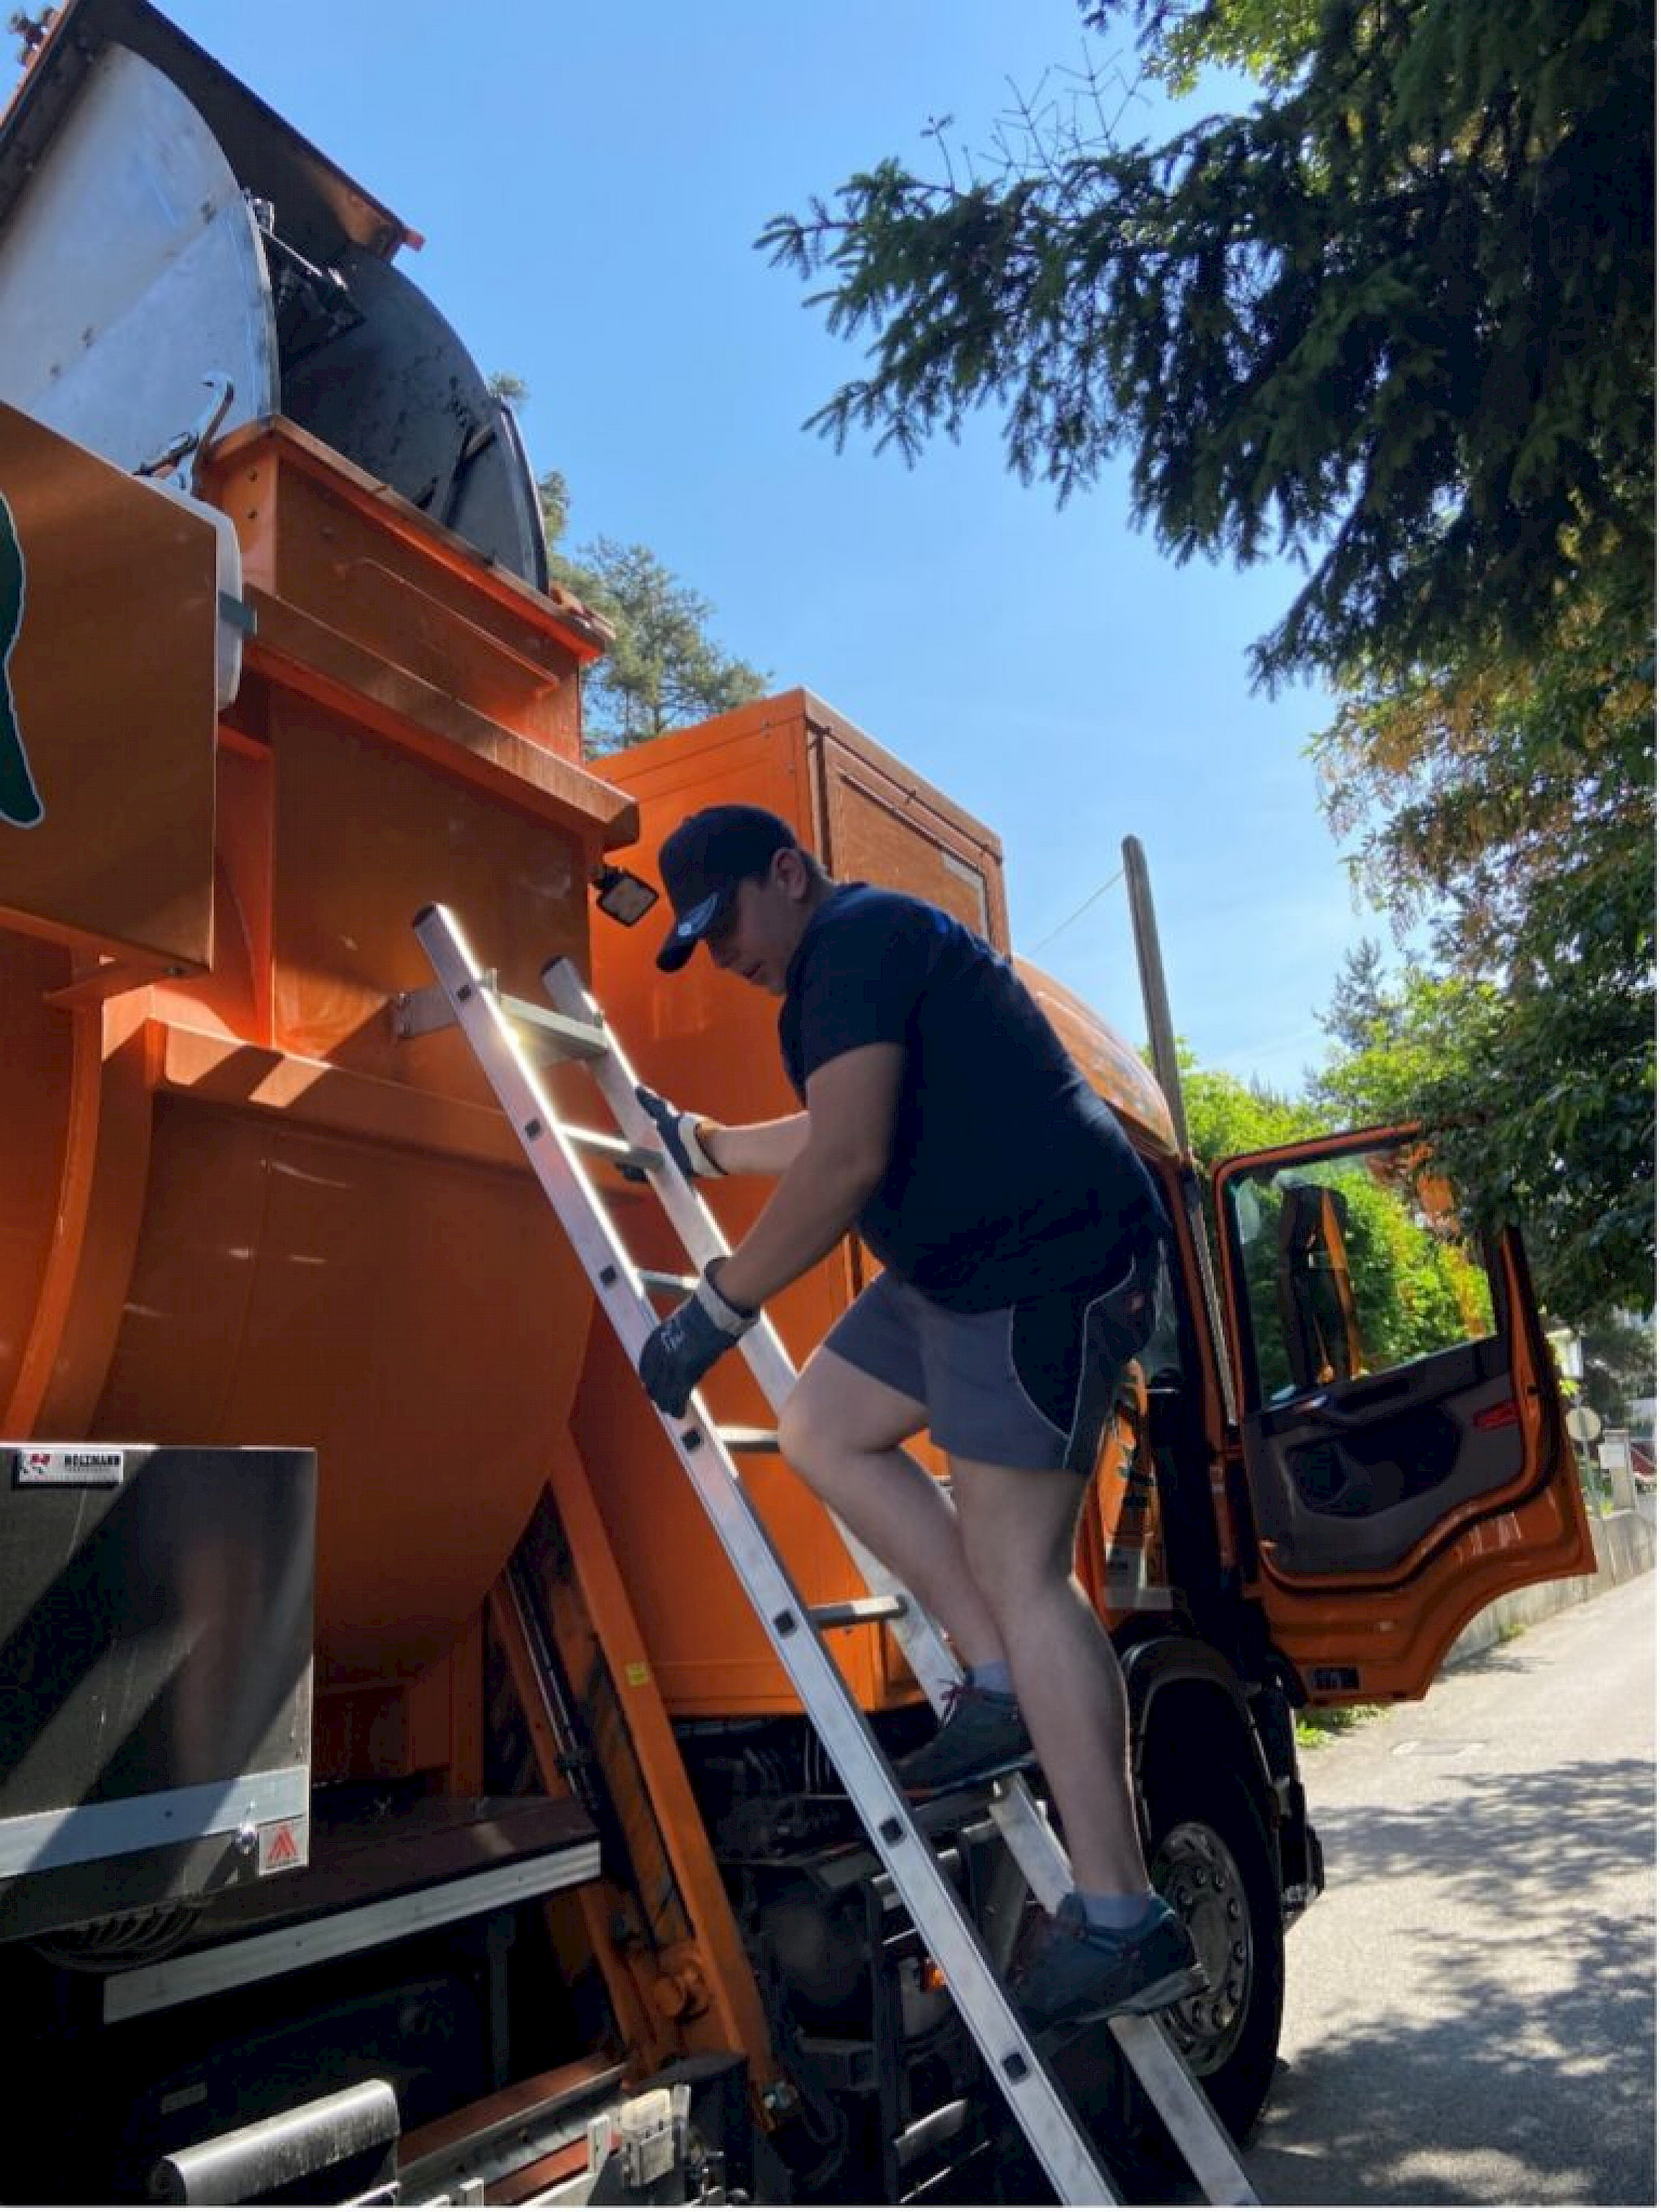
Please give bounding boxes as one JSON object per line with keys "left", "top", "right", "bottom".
{"left": 779, "top": 883, "right": 1163, "bottom": 1311}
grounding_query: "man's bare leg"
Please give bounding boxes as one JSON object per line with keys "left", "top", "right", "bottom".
{"left": 950, "top": 1454, "right": 1150, "bottom": 1896}
{"left": 779, "top": 1348, "right": 1007, "bottom": 1668}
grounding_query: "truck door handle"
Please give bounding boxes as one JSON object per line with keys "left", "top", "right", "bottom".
{"left": 1302, "top": 1392, "right": 1387, "bottom": 1434}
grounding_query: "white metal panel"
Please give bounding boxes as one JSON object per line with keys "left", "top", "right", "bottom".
{"left": 0, "top": 1764, "right": 308, "bottom": 1878}
{"left": 0, "top": 42, "right": 275, "bottom": 469}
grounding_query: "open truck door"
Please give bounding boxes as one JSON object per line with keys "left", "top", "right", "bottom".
{"left": 1212, "top": 1125, "right": 1595, "bottom": 1702}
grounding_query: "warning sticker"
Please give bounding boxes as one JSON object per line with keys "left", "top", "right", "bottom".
{"left": 13, "top": 1446, "right": 124, "bottom": 1487}
{"left": 257, "top": 1816, "right": 308, "bottom": 1876}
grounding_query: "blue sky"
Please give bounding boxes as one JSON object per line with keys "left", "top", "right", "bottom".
{"left": 157, "top": 0, "right": 1375, "bottom": 1093}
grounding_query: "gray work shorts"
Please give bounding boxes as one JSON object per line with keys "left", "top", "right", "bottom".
{"left": 822, "top": 1244, "right": 1158, "bottom": 1475}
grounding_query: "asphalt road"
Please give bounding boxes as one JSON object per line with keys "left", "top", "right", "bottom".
{"left": 1241, "top": 1570, "right": 1657, "bottom": 2207}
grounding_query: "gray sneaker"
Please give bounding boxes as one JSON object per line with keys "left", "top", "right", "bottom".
{"left": 890, "top": 1683, "right": 1033, "bottom": 1797}
{"left": 1012, "top": 1894, "right": 1205, "bottom": 2031}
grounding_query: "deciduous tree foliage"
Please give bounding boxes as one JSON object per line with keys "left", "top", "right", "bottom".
{"left": 1176, "top": 1044, "right": 1319, "bottom": 1166}
{"left": 1132, "top": 0, "right": 1323, "bottom": 92}
{"left": 1313, "top": 941, "right": 1653, "bottom": 1321}
{"left": 762, "top": 0, "right": 1654, "bottom": 686}
{"left": 1310, "top": 592, "right": 1655, "bottom": 1319}
{"left": 1318, "top": 626, "right": 1652, "bottom": 992}
{"left": 1578, "top": 1313, "right": 1657, "bottom": 1431}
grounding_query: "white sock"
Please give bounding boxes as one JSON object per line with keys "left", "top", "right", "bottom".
{"left": 1077, "top": 1888, "right": 1159, "bottom": 1932}
{"left": 966, "top": 1660, "right": 1016, "bottom": 1698}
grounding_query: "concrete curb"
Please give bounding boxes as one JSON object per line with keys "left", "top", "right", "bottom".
{"left": 1446, "top": 1504, "right": 1657, "bottom": 1667}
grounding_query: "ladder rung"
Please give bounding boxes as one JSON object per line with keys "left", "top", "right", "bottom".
{"left": 562, "top": 1124, "right": 663, "bottom": 1176}
{"left": 394, "top": 977, "right": 609, "bottom": 1064}
{"left": 639, "top": 1268, "right": 701, "bottom": 1297}
{"left": 498, "top": 993, "right": 609, "bottom": 1064}
{"left": 808, "top": 1595, "right": 910, "bottom": 1631}
{"left": 718, "top": 1427, "right": 781, "bottom": 1455}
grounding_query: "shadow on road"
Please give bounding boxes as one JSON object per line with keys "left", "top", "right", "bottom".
{"left": 1445, "top": 1643, "right": 1535, "bottom": 1677}
{"left": 1247, "top": 1758, "right": 1657, "bottom": 2205}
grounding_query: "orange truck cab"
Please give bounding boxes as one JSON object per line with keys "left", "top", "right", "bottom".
{"left": 0, "top": 3, "right": 1593, "bottom": 2203}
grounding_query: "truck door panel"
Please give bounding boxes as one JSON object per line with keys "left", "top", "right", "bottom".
{"left": 1249, "top": 1333, "right": 1522, "bottom": 1573}
{"left": 1213, "top": 1127, "right": 1595, "bottom": 1699}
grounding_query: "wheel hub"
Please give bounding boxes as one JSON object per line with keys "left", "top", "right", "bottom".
{"left": 1151, "top": 1817, "right": 1254, "bottom": 2075}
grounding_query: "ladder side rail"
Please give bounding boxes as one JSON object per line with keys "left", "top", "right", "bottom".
{"left": 422, "top": 912, "right": 1120, "bottom": 2205}
{"left": 612, "top": 1427, "right": 1120, "bottom": 2204}
{"left": 1111, "top": 2016, "right": 1259, "bottom": 2205}
{"left": 536, "top": 951, "right": 1257, "bottom": 2208}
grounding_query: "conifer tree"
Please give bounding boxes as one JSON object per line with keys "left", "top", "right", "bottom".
{"left": 762, "top": 0, "right": 1652, "bottom": 686}
{"left": 487, "top": 386, "right": 768, "bottom": 755}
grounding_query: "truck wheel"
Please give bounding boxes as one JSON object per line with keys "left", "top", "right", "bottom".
{"left": 1144, "top": 1752, "right": 1284, "bottom": 2144}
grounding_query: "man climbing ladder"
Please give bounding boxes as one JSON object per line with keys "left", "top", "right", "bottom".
{"left": 415, "top": 890, "right": 1256, "bottom": 2205}
{"left": 636, "top": 803, "right": 1205, "bottom": 2031}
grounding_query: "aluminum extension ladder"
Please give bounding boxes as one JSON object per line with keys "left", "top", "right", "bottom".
{"left": 412, "top": 903, "right": 1258, "bottom": 2208}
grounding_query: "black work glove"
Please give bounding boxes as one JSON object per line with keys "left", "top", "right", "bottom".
{"left": 623, "top": 1085, "right": 724, "bottom": 1183}
{"left": 638, "top": 1264, "right": 756, "bottom": 1417}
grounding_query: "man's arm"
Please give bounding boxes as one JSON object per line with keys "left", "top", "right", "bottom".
{"left": 702, "top": 1113, "right": 810, "bottom": 1177}
{"left": 633, "top": 1093, "right": 807, "bottom": 1180}
{"left": 714, "top": 1045, "right": 901, "bottom": 1312}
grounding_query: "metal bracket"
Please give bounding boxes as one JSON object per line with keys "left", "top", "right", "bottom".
{"left": 136, "top": 374, "right": 236, "bottom": 499}
{"left": 392, "top": 979, "right": 468, "bottom": 1041}
{"left": 585, "top": 2083, "right": 689, "bottom": 2195}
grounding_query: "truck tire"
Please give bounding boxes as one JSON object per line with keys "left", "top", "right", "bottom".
{"left": 1144, "top": 1748, "right": 1284, "bottom": 2145}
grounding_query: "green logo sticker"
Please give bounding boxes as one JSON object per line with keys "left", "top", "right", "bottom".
{"left": 0, "top": 492, "right": 43, "bottom": 828}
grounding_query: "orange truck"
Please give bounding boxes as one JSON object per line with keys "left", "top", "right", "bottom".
{"left": 0, "top": 3, "right": 1594, "bottom": 2202}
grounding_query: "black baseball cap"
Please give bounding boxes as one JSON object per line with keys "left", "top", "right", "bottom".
{"left": 655, "top": 804, "right": 802, "bottom": 971}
